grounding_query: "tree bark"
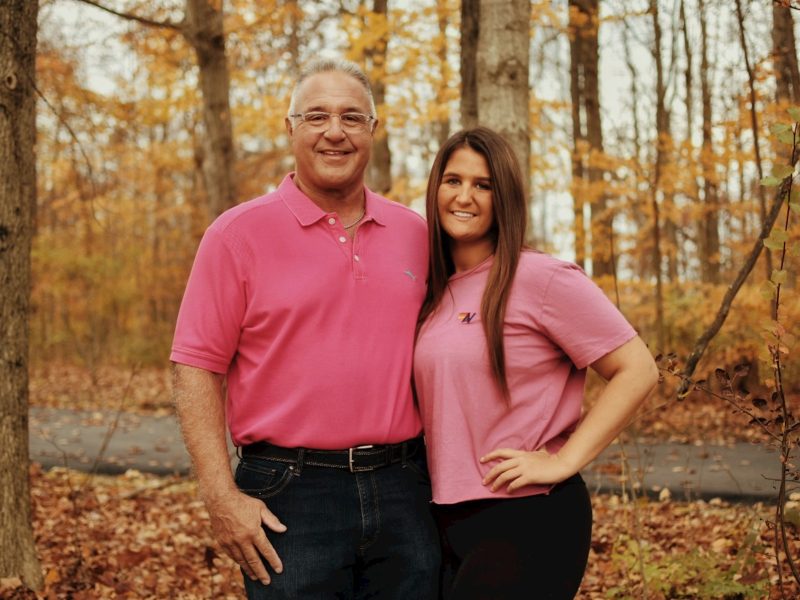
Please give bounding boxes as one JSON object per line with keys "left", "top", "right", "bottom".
{"left": 698, "top": 0, "right": 720, "bottom": 283}
{"left": 475, "top": 0, "right": 531, "bottom": 238}
{"left": 184, "top": 0, "right": 237, "bottom": 219}
{"left": 773, "top": 2, "right": 800, "bottom": 104}
{"left": 460, "top": 0, "right": 479, "bottom": 129}
{"left": 366, "top": 0, "right": 392, "bottom": 194}
{"left": 568, "top": 1, "right": 586, "bottom": 270}
{"left": 569, "top": 0, "right": 610, "bottom": 276}
{"left": 435, "top": 0, "right": 452, "bottom": 148}
{"left": 650, "top": 0, "right": 666, "bottom": 350}
{"left": 0, "top": 0, "right": 44, "bottom": 589}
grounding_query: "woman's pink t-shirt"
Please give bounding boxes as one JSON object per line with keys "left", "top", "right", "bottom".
{"left": 413, "top": 251, "right": 636, "bottom": 504}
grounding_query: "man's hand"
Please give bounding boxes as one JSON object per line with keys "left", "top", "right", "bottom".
{"left": 480, "top": 448, "right": 574, "bottom": 493}
{"left": 172, "top": 364, "right": 287, "bottom": 584}
{"left": 206, "top": 488, "right": 287, "bottom": 585}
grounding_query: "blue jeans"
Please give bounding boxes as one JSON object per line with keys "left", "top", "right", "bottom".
{"left": 234, "top": 443, "right": 440, "bottom": 599}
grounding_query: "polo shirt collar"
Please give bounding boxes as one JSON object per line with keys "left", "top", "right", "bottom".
{"left": 279, "top": 173, "right": 387, "bottom": 228}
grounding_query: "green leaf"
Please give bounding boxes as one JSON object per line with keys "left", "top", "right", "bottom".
{"left": 760, "top": 317, "right": 778, "bottom": 332}
{"left": 764, "top": 229, "right": 789, "bottom": 249}
{"left": 777, "top": 129, "right": 796, "bottom": 145}
{"left": 789, "top": 106, "right": 800, "bottom": 122}
{"left": 771, "top": 269, "right": 788, "bottom": 285}
{"left": 790, "top": 201, "right": 800, "bottom": 215}
{"left": 772, "top": 164, "right": 795, "bottom": 179}
{"left": 772, "top": 122, "right": 793, "bottom": 134}
{"left": 760, "top": 281, "right": 777, "bottom": 300}
{"left": 761, "top": 176, "right": 783, "bottom": 187}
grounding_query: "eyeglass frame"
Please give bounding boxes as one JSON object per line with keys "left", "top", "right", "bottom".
{"left": 288, "top": 111, "right": 377, "bottom": 132}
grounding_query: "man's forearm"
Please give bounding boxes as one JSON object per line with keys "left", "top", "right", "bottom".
{"left": 172, "top": 363, "right": 237, "bottom": 501}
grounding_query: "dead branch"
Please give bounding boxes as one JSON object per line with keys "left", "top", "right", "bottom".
{"left": 678, "top": 178, "right": 791, "bottom": 394}
{"left": 70, "top": 0, "right": 182, "bottom": 31}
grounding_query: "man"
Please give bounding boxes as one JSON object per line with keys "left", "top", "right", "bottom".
{"left": 171, "top": 59, "right": 439, "bottom": 599}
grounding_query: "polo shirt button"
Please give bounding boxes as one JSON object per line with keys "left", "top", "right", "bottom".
{"left": 328, "top": 217, "right": 336, "bottom": 225}
{"left": 338, "top": 236, "right": 347, "bottom": 243}
{"left": 354, "top": 255, "right": 360, "bottom": 262}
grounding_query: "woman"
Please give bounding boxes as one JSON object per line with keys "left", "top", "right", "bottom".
{"left": 414, "top": 127, "right": 658, "bottom": 599}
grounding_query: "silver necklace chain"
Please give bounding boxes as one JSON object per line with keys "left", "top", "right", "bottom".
{"left": 342, "top": 209, "right": 366, "bottom": 229}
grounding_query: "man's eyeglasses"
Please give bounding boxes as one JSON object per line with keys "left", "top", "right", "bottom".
{"left": 289, "top": 111, "right": 375, "bottom": 132}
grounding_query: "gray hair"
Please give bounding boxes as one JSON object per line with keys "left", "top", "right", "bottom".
{"left": 288, "top": 58, "right": 377, "bottom": 117}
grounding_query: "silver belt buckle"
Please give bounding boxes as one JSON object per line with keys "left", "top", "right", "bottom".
{"left": 348, "top": 444, "right": 374, "bottom": 472}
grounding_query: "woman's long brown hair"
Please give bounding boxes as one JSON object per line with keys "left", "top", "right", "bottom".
{"left": 417, "top": 127, "right": 528, "bottom": 398}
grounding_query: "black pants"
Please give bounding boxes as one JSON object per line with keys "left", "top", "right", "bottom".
{"left": 432, "top": 474, "right": 592, "bottom": 600}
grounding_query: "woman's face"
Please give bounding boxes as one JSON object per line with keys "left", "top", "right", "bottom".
{"left": 436, "top": 146, "right": 494, "bottom": 246}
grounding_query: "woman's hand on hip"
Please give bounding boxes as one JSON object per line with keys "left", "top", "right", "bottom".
{"left": 480, "top": 448, "right": 575, "bottom": 492}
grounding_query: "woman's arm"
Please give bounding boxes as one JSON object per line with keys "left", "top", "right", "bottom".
{"left": 481, "top": 335, "right": 658, "bottom": 492}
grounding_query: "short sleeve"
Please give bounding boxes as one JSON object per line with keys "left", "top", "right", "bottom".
{"left": 539, "top": 263, "right": 636, "bottom": 369}
{"left": 170, "top": 226, "right": 249, "bottom": 373}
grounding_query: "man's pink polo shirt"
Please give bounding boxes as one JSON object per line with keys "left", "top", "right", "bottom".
{"left": 171, "top": 174, "right": 428, "bottom": 449}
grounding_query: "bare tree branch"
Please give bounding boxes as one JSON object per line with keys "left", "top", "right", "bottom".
{"left": 70, "top": 0, "right": 182, "bottom": 31}
{"left": 677, "top": 178, "right": 791, "bottom": 394}
{"left": 774, "top": 0, "right": 800, "bottom": 13}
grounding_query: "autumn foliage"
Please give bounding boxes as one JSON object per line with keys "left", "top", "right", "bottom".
{"left": 10, "top": 0, "right": 800, "bottom": 596}
{"left": 30, "top": 2, "right": 800, "bottom": 397}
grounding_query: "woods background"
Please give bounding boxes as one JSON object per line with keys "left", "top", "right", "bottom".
{"left": 30, "top": 0, "right": 800, "bottom": 395}
{"left": 3, "top": 0, "right": 800, "bottom": 597}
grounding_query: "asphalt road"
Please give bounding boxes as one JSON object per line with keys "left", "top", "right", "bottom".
{"left": 29, "top": 407, "right": 787, "bottom": 502}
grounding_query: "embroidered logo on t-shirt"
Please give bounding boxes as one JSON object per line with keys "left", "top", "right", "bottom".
{"left": 458, "top": 312, "right": 477, "bottom": 323}
{"left": 404, "top": 270, "right": 417, "bottom": 281}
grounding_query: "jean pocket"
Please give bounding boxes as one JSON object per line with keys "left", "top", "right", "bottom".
{"left": 235, "top": 458, "right": 295, "bottom": 499}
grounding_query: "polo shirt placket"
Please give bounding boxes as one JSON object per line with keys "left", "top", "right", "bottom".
{"left": 323, "top": 213, "right": 368, "bottom": 280}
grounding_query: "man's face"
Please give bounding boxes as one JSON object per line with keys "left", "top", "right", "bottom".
{"left": 286, "top": 71, "right": 376, "bottom": 196}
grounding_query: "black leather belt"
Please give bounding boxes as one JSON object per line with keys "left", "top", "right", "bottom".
{"left": 241, "top": 436, "right": 423, "bottom": 473}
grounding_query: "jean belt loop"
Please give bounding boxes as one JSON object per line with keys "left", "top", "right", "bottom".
{"left": 295, "top": 448, "right": 305, "bottom": 475}
{"left": 401, "top": 440, "right": 409, "bottom": 466}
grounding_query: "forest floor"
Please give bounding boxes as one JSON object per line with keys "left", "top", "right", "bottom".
{"left": 4, "top": 363, "right": 799, "bottom": 598}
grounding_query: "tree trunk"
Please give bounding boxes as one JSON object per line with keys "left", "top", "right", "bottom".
{"left": 286, "top": 0, "right": 302, "bottom": 78}
{"left": 650, "top": 0, "right": 666, "bottom": 350}
{"left": 74, "top": 0, "right": 238, "bottom": 219}
{"left": 773, "top": 2, "right": 800, "bottom": 104}
{"left": 475, "top": 0, "right": 531, "bottom": 239}
{"left": 0, "top": 0, "right": 44, "bottom": 590}
{"left": 366, "top": 0, "right": 392, "bottom": 194}
{"left": 184, "top": 0, "right": 237, "bottom": 219}
{"left": 568, "top": 0, "right": 586, "bottom": 270}
{"left": 623, "top": 26, "right": 649, "bottom": 281}
{"left": 698, "top": 0, "right": 720, "bottom": 283}
{"left": 569, "top": 0, "right": 610, "bottom": 276}
{"left": 435, "top": 0, "right": 452, "bottom": 148}
{"left": 460, "top": 0, "right": 479, "bottom": 129}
